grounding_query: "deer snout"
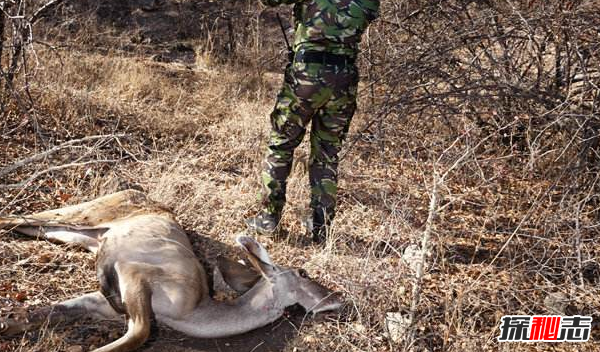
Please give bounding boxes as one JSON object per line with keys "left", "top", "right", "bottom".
{"left": 309, "top": 291, "right": 346, "bottom": 314}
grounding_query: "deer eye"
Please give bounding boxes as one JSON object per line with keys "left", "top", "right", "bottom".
{"left": 297, "top": 268, "right": 309, "bottom": 278}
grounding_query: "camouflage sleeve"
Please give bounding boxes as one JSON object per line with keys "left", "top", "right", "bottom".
{"left": 260, "top": 0, "right": 302, "bottom": 7}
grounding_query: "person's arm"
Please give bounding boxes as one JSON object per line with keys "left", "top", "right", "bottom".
{"left": 260, "top": 0, "right": 302, "bottom": 7}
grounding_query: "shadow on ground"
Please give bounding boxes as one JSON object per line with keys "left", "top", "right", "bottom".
{"left": 41, "top": 0, "right": 288, "bottom": 68}
{"left": 142, "top": 307, "right": 305, "bottom": 352}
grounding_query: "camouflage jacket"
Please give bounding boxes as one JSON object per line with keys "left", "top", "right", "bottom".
{"left": 261, "top": 0, "right": 380, "bottom": 57}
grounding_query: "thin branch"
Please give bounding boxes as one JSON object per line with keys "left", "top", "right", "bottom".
{"left": 0, "top": 159, "right": 118, "bottom": 190}
{"left": 29, "top": 0, "right": 65, "bottom": 25}
{"left": 406, "top": 171, "right": 440, "bottom": 350}
{"left": 0, "top": 134, "right": 125, "bottom": 178}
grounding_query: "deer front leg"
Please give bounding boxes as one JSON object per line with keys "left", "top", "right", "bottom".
{"left": 0, "top": 292, "right": 121, "bottom": 336}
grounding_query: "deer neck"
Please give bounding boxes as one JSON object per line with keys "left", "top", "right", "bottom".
{"left": 159, "top": 280, "right": 288, "bottom": 338}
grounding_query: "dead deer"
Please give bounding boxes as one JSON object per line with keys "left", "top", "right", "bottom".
{"left": 0, "top": 190, "right": 344, "bottom": 352}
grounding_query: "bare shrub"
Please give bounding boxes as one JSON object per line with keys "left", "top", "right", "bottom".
{"left": 355, "top": 0, "right": 600, "bottom": 349}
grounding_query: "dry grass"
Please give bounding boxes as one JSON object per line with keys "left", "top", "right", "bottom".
{"left": 1, "top": 1, "right": 599, "bottom": 352}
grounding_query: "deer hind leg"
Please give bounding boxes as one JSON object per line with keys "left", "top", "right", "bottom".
{"left": 93, "top": 264, "right": 152, "bottom": 352}
{"left": 9, "top": 225, "right": 107, "bottom": 253}
{"left": 0, "top": 190, "right": 151, "bottom": 229}
{"left": 0, "top": 190, "right": 153, "bottom": 253}
{"left": 0, "top": 292, "right": 121, "bottom": 336}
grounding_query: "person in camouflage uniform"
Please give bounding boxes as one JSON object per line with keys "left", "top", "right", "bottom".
{"left": 247, "top": 0, "right": 380, "bottom": 243}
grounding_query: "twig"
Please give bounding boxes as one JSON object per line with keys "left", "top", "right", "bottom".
{"left": 0, "top": 160, "right": 118, "bottom": 190}
{"left": 405, "top": 171, "right": 440, "bottom": 350}
{"left": 0, "top": 134, "right": 125, "bottom": 178}
{"left": 29, "top": 0, "right": 65, "bottom": 25}
{"left": 574, "top": 201, "right": 584, "bottom": 288}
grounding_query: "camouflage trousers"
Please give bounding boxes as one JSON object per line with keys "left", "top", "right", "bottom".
{"left": 260, "top": 61, "right": 359, "bottom": 227}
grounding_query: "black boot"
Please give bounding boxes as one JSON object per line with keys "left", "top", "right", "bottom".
{"left": 311, "top": 207, "right": 333, "bottom": 244}
{"left": 245, "top": 211, "right": 280, "bottom": 236}
{"left": 312, "top": 226, "right": 327, "bottom": 244}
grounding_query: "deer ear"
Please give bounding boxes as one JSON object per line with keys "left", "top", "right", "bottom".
{"left": 235, "top": 235, "right": 276, "bottom": 277}
{"left": 216, "top": 256, "right": 260, "bottom": 293}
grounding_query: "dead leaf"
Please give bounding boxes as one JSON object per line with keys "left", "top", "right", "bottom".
{"left": 38, "top": 253, "right": 52, "bottom": 263}
{"left": 58, "top": 192, "right": 72, "bottom": 203}
{"left": 14, "top": 292, "right": 27, "bottom": 302}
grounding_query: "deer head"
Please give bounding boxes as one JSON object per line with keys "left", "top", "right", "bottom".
{"left": 232, "top": 235, "right": 345, "bottom": 314}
